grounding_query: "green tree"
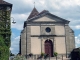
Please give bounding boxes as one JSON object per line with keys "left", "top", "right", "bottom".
{"left": 0, "top": 35, "right": 9, "bottom": 60}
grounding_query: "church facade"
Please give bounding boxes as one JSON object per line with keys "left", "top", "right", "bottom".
{"left": 19, "top": 7, "right": 75, "bottom": 57}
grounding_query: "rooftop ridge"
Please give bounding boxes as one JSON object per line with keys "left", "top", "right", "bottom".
{"left": 27, "top": 7, "right": 39, "bottom": 20}
{"left": 0, "top": 0, "right": 12, "bottom": 5}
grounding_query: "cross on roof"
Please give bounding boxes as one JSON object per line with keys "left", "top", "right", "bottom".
{"left": 34, "top": 2, "right": 35, "bottom": 7}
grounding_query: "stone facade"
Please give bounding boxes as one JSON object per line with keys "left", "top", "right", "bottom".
{"left": 19, "top": 8, "right": 75, "bottom": 57}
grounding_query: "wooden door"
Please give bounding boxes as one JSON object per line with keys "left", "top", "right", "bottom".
{"left": 45, "top": 40, "right": 53, "bottom": 57}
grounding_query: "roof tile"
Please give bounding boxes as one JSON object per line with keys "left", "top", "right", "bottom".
{"left": 27, "top": 7, "right": 39, "bottom": 19}
{"left": 0, "top": 0, "right": 12, "bottom": 5}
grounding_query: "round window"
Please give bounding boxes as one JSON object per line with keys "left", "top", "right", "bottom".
{"left": 45, "top": 27, "right": 51, "bottom": 33}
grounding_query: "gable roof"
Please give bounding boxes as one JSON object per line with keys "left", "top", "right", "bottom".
{"left": 38, "top": 10, "right": 49, "bottom": 15}
{"left": 27, "top": 9, "right": 70, "bottom": 23}
{"left": 27, "top": 7, "right": 39, "bottom": 19}
{"left": 0, "top": 0, "right": 12, "bottom": 5}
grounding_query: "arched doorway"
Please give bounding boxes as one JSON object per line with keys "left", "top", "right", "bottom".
{"left": 44, "top": 40, "right": 53, "bottom": 57}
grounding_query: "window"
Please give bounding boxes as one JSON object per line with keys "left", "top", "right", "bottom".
{"left": 45, "top": 27, "right": 51, "bottom": 33}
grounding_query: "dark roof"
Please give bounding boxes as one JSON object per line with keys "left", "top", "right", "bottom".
{"left": 38, "top": 10, "right": 49, "bottom": 15}
{"left": 27, "top": 7, "right": 39, "bottom": 19}
{"left": 27, "top": 10, "right": 49, "bottom": 21}
{"left": 0, "top": 0, "right": 12, "bottom": 5}
{"left": 27, "top": 8, "right": 70, "bottom": 24}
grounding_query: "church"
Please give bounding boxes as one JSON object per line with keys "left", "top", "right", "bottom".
{"left": 19, "top": 7, "right": 75, "bottom": 57}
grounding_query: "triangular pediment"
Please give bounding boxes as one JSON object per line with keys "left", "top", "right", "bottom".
{"left": 29, "top": 14, "right": 69, "bottom": 23}
{"left": 32, "top": 16, "right": 56, "bottom": 22}
{"left": 27, "top": 10, "right": 69, "bottom": 23}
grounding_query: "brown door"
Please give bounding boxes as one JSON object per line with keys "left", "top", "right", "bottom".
{"left": 45, "top": 40, "right": 53, "bottom": 57}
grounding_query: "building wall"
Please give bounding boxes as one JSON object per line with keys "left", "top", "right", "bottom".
{"left": 54, "top": 37, "right": 66, "bottom": 54}
{"left": 20, "top": 15, "right": 75, "bottom": 56}
{"left": 30, "top": 24, "right": 66, "bottom": 55}
{"left": 41, "top": 26, "right": 55, "bottom": 35}
{"left": 55, "top": 25, "right": 65, "bottom": 35}
{"left": 31, "top": 37, "right": 41, "bottom": 54}
{"left": 21, "top": 28, "right": 26, "bottom": 55}
{"left": 27, "top": 26, "right": 31, "bottom": 54}
{"left": 31, "top": 26, "right": 40, "bottom": 35}
{"left": 65, "top": 25, "right": 75, "bottom": 54}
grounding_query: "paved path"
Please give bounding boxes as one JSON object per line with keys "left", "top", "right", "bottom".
{"left": 27, "top": 57, "right": 70, "bottom": 60}
{"left": 9, "top": 56, "right": 70, "bottom": 60}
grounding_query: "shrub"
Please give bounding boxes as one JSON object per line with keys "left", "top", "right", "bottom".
{"left": 54, "top": 52, "right": 58, "bottom": 56}
{"left": 13, "top": 55, "right": 26, "bottom": 60}
{"left": 41, "top": 53, "right": 45, "bottom": 57}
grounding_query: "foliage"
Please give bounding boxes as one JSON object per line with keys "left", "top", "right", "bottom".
{"left": 28, "top": 53, "right": 33, "bottom": 57}
{"left": 41, "top": 53, "right": 45, "bottom": 57}
{"left": 0, "top": 35, "right": 9, "bottom": 60}
{"left": 0, "top": 6, "right": 11, "bottom": 60}
{"left": 54, "top": 52, "right": 58, "bottom": 56}
{"left": 0, "top": 36, "right": 5, "bottom": 46}
{"left": 37, "top": 53, "right": 45, "bottom": 59}
{"left": 10, "top": 53, "right": 15, "bottom": 56}
{"left": 13, "top": 55, "right": 26, "bottom": 60}
{"left": 44, "top": 54, "right": 49, "bottom": 59}
{"left": 71, "top": 48, "right": 80, "bottom": 60}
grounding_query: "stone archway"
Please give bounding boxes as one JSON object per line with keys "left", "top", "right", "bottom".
{"left": 44, "top": 40, "right": 53, "bottom": 57}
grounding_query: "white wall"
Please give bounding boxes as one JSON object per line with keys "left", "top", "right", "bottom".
{"left": 31, "top": 37, "right": 41, "bottom": 54}
{"left": 54, "top": 37, "right": 66, "bottom": 54}
{"left": 21, "top": 29, "right": 26, "bottom": 55}
{"left": 55, "top": 25, "right": 65, "bottom": 35}
{"left": 31, "top": 26, "right": 40, "bottom": 35}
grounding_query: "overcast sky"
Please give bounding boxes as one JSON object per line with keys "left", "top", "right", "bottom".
{"left": 5, "top": 0, "right": 80, "bottom": 54}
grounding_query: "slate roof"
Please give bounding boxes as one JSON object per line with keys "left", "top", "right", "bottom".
{"left": 27, "top": 7, "right": 39, "bottom": 19}
{"left": 38, "top": 10, "right": 49, "bottom": 15}
{"left": 27, "top": 10, "right": 49, "bottom": 20}
{"left": 0, "top": 0, "right": 12, "bottom": 5}
{"left": 27, "top": 8, "right": 70, "bottom": 23}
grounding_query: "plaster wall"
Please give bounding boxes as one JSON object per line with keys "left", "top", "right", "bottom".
{"left": 31, "top": 26, "right": 40, "bottom": 35}
{"left": 54, "top": 37, "right": 66, "bottom": 54}
{"left": 55, "top": 25, "right": 65, "bottom": 35}
{"left": 41, "top": 26, "right": 55, "bottom": 35}
{"left": 31, "top": 37, "right": 41, "bottom": 54}
{"left": 21, "top": 29, "right": 26, "bottom": 55}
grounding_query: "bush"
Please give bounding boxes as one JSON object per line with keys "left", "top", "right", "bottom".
{"left": 54, "top": 52, "right": 58, "bottom": 56}
{"left": 41, "top": 53, "right": 45, "bottom": 57}
{"left": 13, "top": 55, "right": 26, "bottom": 60}
{"left": 44, "top": 54, "right": 49, "bottom": 59}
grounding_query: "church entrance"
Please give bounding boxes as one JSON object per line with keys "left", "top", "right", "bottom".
{"left": 44, "top": 40, "right": 53, "bottom": 57}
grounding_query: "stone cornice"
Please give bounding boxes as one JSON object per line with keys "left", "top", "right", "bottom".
{"left": 31, "top": 35, "right": 65, "bottom": 37}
